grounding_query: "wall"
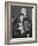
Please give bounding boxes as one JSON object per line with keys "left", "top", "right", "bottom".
{"left": 0, "top": 0, "right": 38, "bottom": 46}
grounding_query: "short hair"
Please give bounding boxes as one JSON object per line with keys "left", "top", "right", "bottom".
{"left": 19, "top": 13, "right": 24, "bottom": 17}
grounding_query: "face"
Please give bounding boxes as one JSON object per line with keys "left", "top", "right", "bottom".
{"left": 24, "top": 20, "right": 31, "bottom": 31}
{"left": 20, "top": 15, "right": 24, "bottom": 22}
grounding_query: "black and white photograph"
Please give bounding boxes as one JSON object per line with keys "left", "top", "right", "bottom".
{"left": 5, "top": 2, "right": 37, "bottom": 44}
{"left": 11, "top": 6, "right": 32, "bottom": 38}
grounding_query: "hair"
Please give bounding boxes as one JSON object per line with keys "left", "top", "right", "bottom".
{"left": 16, "top": 13, "right": 24, "bottom": 20}
{"left": 19, "top": 13, "right": 24, "bottom": 17}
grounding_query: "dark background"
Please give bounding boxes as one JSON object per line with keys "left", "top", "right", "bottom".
{"left": 11, "top": 5, "right": 32, "bottom": 20}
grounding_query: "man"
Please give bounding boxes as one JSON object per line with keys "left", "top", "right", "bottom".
{"left": 23, "top": 18, "right": 32, "bottom": 37}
